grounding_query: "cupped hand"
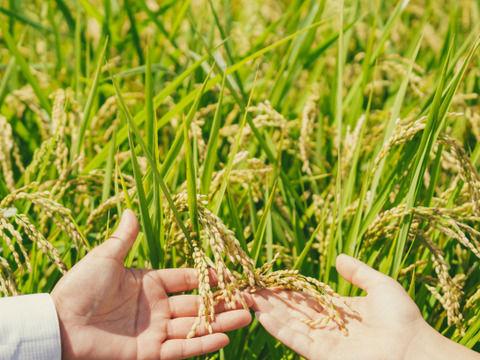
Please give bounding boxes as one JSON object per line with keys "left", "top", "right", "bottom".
{"left": 252, "top": 254, "right": 428, "bottom": 360}
{"left": 51, "top": 209, "right": 252, "bottom": 360}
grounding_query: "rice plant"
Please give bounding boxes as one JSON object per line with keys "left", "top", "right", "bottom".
{"left": 1, "top": 0, "right": 480, "bottom": 357}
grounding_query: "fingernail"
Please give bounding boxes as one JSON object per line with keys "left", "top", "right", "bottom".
{"left": 254, "top": 311, "right": 261, "bottom": 319}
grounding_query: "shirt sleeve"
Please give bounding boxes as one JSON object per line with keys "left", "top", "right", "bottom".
{"left": 0, "top": 294, "right": 61, "bottom": 360}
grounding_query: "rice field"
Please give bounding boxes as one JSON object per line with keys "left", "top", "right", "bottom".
{"left": 1, "top": 0, "right": 480, "bottom": 357}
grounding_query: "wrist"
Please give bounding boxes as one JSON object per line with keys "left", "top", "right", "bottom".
{"left": 402, "top": 318, "right": 429, "bottom": 360}
{"left": 50, "top": 291, "right": 69, "bottom": 360}
{"left": 405, "top": 320, "right": 480, "bottom": 360}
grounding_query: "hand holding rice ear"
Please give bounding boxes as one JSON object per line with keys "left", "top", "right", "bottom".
{"left": 51, "top": 209, "right": 252, "bottom": 360}
{"left": 252, "top": 254, "right": 480, "bottom": 360}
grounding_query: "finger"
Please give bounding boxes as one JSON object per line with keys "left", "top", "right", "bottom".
{"left": 255, "top": 311, "right": 313, "bottom": 359}
{"left": 166, "top": 309, "right": 252, "bottom": 339}
{"left": 97, "top": 209, "right": 139, "bottom": 262}
{"left": 336, "top": 254, "right": 390, "bottom": 293}
{"left": 252, "top": 292, "right": 317, "bottom": 337}
{"left": 159, "top": 334, "right": 229, "bottom": 360}
{"left": 252, "top": 289, "right": 320, "bottom": 318}
{"left": 251, "top": 289, "right": 272, "bottom": 312}
{"left": 158, "top": 268, "right": 218, "bottom": 294}
{"left": 169, "top": 292, "right": 253, "bottom": 318}
{"left": 267, "top": 289, "right": 324, "bottom": 314}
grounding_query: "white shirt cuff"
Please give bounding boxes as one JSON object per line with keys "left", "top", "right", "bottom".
{"left": 0, "top": 294, "right": 61, "bottom": 360}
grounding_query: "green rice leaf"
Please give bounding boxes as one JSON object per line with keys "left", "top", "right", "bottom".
{"left": 0, "top": 19, "right": 51, "bottom": 113}
{"left": 251, "top": 181, "right": 277, "bottom": 264}
{"left": 201, "top": 73, "right": 226, "bottom": 195}
{"left": 108, "top": 63, "right": 194, "bottom": 246}
{"left": 128, "top": 126, "right": 160, "bottom": 268}
{"left": 72, "top": 38, "right": 109, "bottom": 162}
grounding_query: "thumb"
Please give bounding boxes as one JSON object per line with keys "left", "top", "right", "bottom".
{"left": 336, "top": 254, "right": 391, "bottom": 294}
{"left": 97, "top": 209, "right": 139, "bottom": 262}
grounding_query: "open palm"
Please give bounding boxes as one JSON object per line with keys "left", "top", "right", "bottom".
{"left": 252, "top": 254, "right": 427, "bottom": 360}
{"left": 51, "top": 210, "right": 252, "bottom": 360}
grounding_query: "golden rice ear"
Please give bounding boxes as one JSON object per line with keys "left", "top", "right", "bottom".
{"left": 0, "top": 185, "right": 86, "bottom": 282}
{"left": 253, "top": 269, "right": 349, "bottom": 335}
{"left": 361, "top": 202, "right": 479, "bottom": 336}
{"left": 0, "top": 217, "right": 31, "bottom": 272}
{"left": 438, "top": 133, "right": 480, "bottom": 213}
{"left": 13, "top": 214, "right": 67, "bottom": 274}
{"left": 165, "top": 192, "right": 350, "bottom": 338}
{"left": 166, "top": 192, "right": 262, "bottom": 338}
{"left": 11, "top": 193, "right": 82, "bottom": 250}
{"left": 0, "top": 115, "right": 23, "bottom": 192}
{"left": 188, "top": 242, "right": 215, "bottom": 339}
{"left": 0, "top": 256, "right": 18, "bottom": 296}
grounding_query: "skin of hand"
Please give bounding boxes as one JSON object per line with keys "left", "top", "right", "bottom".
{"left": 51, "top": 209, "right": 252, "bottom": 360}
{"left": 253, "top": 254, "right": 480, "bottom": 360}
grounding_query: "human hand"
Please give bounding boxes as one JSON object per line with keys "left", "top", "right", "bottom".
{"left": 252, "top": 254, "right": 480, "bottom": 360}
{"left": 51, "top": 209, "right": 252, "bottom": 360}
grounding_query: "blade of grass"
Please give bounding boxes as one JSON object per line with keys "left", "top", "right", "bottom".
{"left": 0, "top": 19, "right": 51, "bottom": 114}
{"left": 293, "top": 213, "right": 327, "bottom": 271}
{"left": 128, "top": 126, "right": 160, "bottom": 269}
{"left": 72, "top": 38, "right": 108, "bottom": 163}
{"left": 84, "top": 22, "right": 324, "bottom": 173}
{"left": 366, "top": 32, "right": 423, "bottom": 214}
{"left": 325, "top": 0, "right": 345, "bottom": 282}
{"left": 145, "top": 42, "right": 155, "bottom": 184}
{"left": 247, "top": 180, "right": 258, "bottom": 235}
{"left": 109, "top": 64, "right": 172, "bottom": 79}
{"left": 102, "top": 124, "right": 117, "bottom": 203}
{"left": 0, "top": 56, "right": 15, "bottom": 110}
{"left": 460, "top": 313, "right": 480, "bottom": 348}
{"left": 306, "top": 16, "right": 361, "bottom": 66}
{"left": 54, "top": 0, "right": 75, "bottom": 34}
{"left": 160, "top": 64, "right": 215, "bottom": 178}
{"left": 74, "top": 2, "right": 82, "bottom": 98}
{"left": 82, "top": 46, "right": 220, "bottom": 173}
{"left": 201, "top": 73, "right": 226, "bottom": 195}
{"left": 266, "top": 182, "right": 273, "bottom": 262}
{"left": 114, "top": 156, "right": 122, "bottom": 215}
{"left": 270, "top": 0, "right": 325, "bottom": 107}
{"left": 78, "top": 0, "right": 103, "bottom": 24}
{"left": 392, "top": 37, "right": 480, "bottom": 276}
{"left": 212, "top": 70, "right": 258, "bottom": 215}
{"left": 183, "top": 113, "right": 199, "bottom": 241}
{"left": 206, "top": 0, "right": 246, "bottom": 99}
{"left": 117, "top": 156, "right": 133, "bottom": 210}
{"left": 0, "top": 7, "right": 54, "bottom": 34}
{"left": 369, "top": 0, "right": 408, "bottom": 64}
{"left": 187, "top": 15, "right": 245, "bottom": 109}
{"left": 226, "top": 187, "right": 247, "bottom": 251}
{"left": 169, "top": 0, "right": 191, "bottom": 41}
{"left": 67, "top": 213, "right": 90, "bottom": 251}
{"left": 108, "top": 65, "right": 194, "bottom": 246}
{"left": 145, "top": 42, "right": 165, "bottom": 268}
{"left": 251, "top": 181, "right": 277, "bottom": 264}
{"left": 48, "top": 1, "right": 63, "bottom": 74}
{"left": 124, "top": 0, "right": 144, "bottom": 64}
{"left": 0, "top": 29, "right": 26, "bottom": 109}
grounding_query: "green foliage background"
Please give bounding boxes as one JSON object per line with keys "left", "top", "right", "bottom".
{"left": 1, "top": 0, "right": 480, "bottom": 357}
